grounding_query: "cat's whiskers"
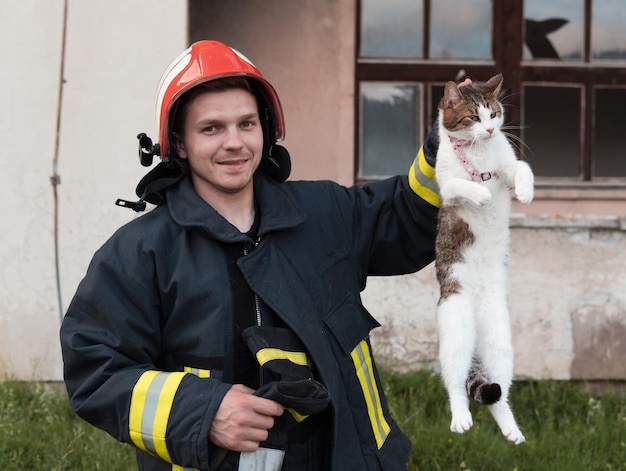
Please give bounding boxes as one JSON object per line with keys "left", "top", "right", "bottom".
{"left": 501, "top": 129, "right": 533, "bottom": 160}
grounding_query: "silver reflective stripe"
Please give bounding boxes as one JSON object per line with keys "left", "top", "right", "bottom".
{"left": 238, "top": 448, "right": 285, "bottom": 471}
{"left": 140, "top": 372, "right": 170, "bottom": 455}
{"left": 413, "top": 159, "right": 440, "bottom": 195}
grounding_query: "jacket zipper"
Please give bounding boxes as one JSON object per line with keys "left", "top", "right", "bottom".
{"left": 243, "top": 236, "right": 263, "bottom": 387}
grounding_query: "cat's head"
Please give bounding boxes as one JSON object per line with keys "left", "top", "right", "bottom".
{"left": 438, "top": 74, "right": 504, "bottom": 143}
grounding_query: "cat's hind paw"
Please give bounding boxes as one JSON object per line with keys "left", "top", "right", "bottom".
{"left": 450, "top": 410, "right": 473, "bottom": 434}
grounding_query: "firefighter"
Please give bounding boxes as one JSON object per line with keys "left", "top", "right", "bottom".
{"left": 60, "top": 40, "right": 442, "bottom": 470}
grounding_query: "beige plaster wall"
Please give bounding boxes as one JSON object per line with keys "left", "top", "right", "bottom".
{"left": 1, "top": 0, "right": 187, "bottom": 380}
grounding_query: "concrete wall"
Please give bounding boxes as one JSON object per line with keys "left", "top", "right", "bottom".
{"left": 1, "top": 0, "right": 187, "bottom": 380}
{"left": 365, "top": 216, "right": 626, "bottom": 381}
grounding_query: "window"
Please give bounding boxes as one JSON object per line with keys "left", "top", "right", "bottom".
{"left": 357, "top": 0, "right": 626, "bottom": 190}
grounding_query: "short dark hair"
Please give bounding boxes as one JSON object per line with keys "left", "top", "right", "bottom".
{"left": 171, "top": 76, "right": 255, "bottom": 137}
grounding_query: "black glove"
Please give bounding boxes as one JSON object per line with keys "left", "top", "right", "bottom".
{"left": 422, "top": 125, "right": 440, "bottom": 167}
{"left": 243, "top": 327, "right": 330, "bottom": 421}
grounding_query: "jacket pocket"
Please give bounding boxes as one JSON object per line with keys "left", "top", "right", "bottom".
{"left": 324, "top": 295, "right": 395, "bottom": 454}
{"left": 323, "top": 293, "right": 380, "bottom": 356}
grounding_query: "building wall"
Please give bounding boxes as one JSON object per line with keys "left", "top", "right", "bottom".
{"left": 1, "top": 0, "right": 187, "bottom": 380}
{"left": 2, "top": 0, "right": 624, "bottom": 382}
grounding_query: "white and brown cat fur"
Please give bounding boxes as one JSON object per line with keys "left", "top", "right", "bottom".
{"left": 434, "top": 74, "right": 533, "bottom": 445}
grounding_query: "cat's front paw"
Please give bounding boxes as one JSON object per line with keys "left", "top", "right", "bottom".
{"left": 515, "top": 184, "right": 534, "bottom": 204}
{"left": 502, "top": 427, "right": 526, "bottom": 445}
{"left": 450, "top": 410, "right": 473, "bottom": 434}
{"left": 465, "top": 184, "right": 492, "bottom": 207}
{"left": 514, "top": 162, "right": 534, "bottom": 204}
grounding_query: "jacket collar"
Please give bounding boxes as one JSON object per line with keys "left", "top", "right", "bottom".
{"left": 167, "top": 174, "right": 306, "bottom": 243}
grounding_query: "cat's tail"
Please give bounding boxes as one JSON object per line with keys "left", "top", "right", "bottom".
{"left": 466, "top": 362, "right": 502, "bottom": 405}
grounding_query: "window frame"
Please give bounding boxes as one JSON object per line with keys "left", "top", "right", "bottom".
{"left": 355, "top": 0, "right": 626, "bottom": 196}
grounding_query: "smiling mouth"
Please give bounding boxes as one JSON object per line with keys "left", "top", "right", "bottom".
{"left": 219, "top": 159, "right": 248, "bottom": 166}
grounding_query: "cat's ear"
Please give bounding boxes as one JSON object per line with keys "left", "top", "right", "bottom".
{"left": 484, "top": 74, "right": 504, "bottom": 98}
{"left": 443, "top": 81, "right": 462, "bottom": 108}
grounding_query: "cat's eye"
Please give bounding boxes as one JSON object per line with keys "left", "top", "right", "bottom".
{"left": 490, "top": 112, "right": 497, "bottom": 119}
{"left": 469, "top": 115, "right": 480, "bottom": 122}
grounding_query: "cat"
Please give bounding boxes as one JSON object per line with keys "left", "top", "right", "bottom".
{"left": 433, "top": 74, "right": 533, "bottom": 445}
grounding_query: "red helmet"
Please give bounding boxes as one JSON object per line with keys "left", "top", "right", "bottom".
{"left": 155, "top": 40, "right": 286, "bottom": 160}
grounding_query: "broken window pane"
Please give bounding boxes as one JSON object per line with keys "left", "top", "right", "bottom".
{"left": 524, "top": 0, "right": 583, "bottom": 61}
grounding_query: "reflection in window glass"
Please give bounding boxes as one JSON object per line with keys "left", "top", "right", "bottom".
{"left": 523, "top": 86, "right": 581, "bottom": 178}
{"left": 594, "top": 89, "right": 626, "bottom": 177}
{"left": 592, "top": 0, "right": 626, "bottom": 60}
{"left": 524, "top": 0, "right": 583, "bottom": 61}
{"left": 430, "top": 0, "right": 491, "bottom": 59}
{"left": 360, "top": 83, "right": 420, "bottom": 178}
{"left": 361, "top": 0, "right": 422, "bottom": 58}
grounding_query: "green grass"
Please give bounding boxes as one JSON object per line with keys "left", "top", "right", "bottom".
{"left": 1, "top": 371, "right": 625, "bottom": 470}
{"left": 0, "top": 381, "right": 135, "bottom": 470}
{"left": 384, "top": 370, "right": 626, "bottom": 471}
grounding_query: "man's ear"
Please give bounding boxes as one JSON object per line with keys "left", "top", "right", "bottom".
{"left": 173, "top": 133, "right": 187, "bottom": 159}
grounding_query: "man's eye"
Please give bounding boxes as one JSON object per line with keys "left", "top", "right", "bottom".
{"left": 241, "top": 121, "right": 254, "bottom": 128}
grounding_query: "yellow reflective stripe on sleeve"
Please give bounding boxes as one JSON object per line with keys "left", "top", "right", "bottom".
{"left": 171, "top": 465, "right": 200, "bottom": 471}
{"left": 184, "top": 366, "right": 211, "bottom": 378}
{"left": 350, "top": 340, "right": 391, "bottom": 449}
{"left": 129, "top": 371, "right": 187, "bottom": 463}
{"left": 408, "top": 147, "right": 441, "bottom": 208}
{"left": 255, "top": 348, "right": 308, "bottom": 367}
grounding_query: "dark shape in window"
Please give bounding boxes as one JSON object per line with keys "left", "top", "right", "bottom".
{"left": 524, "top": 18, "right": 568, "bottom": 59}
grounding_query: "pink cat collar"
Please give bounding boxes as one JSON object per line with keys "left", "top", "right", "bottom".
{"left": 450, "top": 138, "right": 496, "bottom": 183}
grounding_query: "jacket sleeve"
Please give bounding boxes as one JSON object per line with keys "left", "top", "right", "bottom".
{"left": 59, "top": 232, "right": 231, "bottom": 469}
{"left": 336, "top": 134, "right": 441, "bottom": 280}
{"left": 407, "top": 126, "right": 440, "bottom": 208}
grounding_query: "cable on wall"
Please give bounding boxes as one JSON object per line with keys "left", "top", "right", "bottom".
{"left": 51, "top": 0, "right": 69, "bottom": 325}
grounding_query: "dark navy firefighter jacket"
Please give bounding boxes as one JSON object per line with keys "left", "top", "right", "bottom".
{"left": 60, "top": 147, "right": 441, "bottom": 471}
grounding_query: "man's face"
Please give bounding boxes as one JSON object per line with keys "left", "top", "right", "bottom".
{"left": 175, "top": 88, "right": 264, "bottom": 204}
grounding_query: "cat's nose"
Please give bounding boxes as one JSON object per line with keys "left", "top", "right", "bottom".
{"left": 486, "top": 127, "right": 494, "bottom": 135}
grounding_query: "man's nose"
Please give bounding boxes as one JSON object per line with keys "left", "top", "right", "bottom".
{"left": 223, "top": 127, "right": 245, "bottom": 148}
